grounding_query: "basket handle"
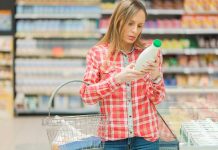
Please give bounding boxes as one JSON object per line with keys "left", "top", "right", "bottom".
{"left": 48, "top": 80, "right": 89, "bottom": 116}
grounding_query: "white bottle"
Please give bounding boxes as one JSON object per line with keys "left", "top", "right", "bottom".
{"left": 135, "top": 39, "right": 162, "bottom": 71}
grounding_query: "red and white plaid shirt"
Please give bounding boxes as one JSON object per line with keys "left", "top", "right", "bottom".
{"left": 80, "top": 42, "right": 165, "bottom": 142}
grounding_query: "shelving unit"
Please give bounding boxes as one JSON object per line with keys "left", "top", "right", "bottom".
{"left": 14, "top": 0, "right": 101, "bottom": 115}
{"left": 12, "top": 0, "right": 218, "bottom": 116}
{"left": 0, "top": 0, "right": 14, "bottom": 118}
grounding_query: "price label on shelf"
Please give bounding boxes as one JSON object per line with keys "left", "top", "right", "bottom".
{"left": 184, "top": 68, "right": 190, "bottom": 74}
{"left": 52, "top": 47, "right": 64, "bottom": 57}
{"left": 208, "top": 68, "right": 214, "bottom": 74}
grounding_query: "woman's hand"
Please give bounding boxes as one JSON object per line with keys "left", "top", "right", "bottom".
{"left": 114, "top": 63, "right": 145, "bottom": 83}
{"left": 140, "top": 50, "right": 161, "bottom": 80}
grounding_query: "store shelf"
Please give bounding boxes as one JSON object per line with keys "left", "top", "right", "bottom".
{"left": 101, "top": 9, "right": 185, "bottom": 15}
{"left": 16, "top": 48, "right": 88, "bottom": 58}
{"left": 0, "top": 49, "right": 12, "bottom": 52}
{"left": 15, "top": 88, "right": 80, "bottom": 96}
{"left": 0, "top": 31, "right": 13, "bottom": 35}
{"left": 0, "top": 62, "right": 12, "bottom": 66}
{"left": 100, "top": 28, "right": 218, "bottom": 35}
{"left": 101, "top": 9, "right": 218, "bottom": 16}
{"left": 163, "top": 48, "right": 218, "bottom": 55}
{"left": 166, "top": 87, "right": 218, "bottom": 94}
{"left": 16, "top": 0, "right": 101, "bottom": 6}
{"left": 15, "top": 14, "right": 101, "bottom": 19}
{"left": 185, "top": 11, "right": 218, "bottom": 15}
{"left": 163, "top": 67, "right": 217, "bottom": 74}
{"left": 15, "top": 108, "right": 100, "bottom": 115}
{"left": 16, "top": 32, "right": 101, "bottom": 39}
{"left": 0, "top": 76, "right": 12, "bottom": 80}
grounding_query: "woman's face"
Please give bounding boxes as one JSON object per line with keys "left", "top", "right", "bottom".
{"left": 122, "top": 9, "right": 145, "bottom": 49}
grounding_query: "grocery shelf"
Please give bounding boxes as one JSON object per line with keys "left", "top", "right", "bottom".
{"left": 15, "top": 14, "right": 101, "bottom": 19}
{"left": 101, "top": 9, "right": 184, "bottom": 15}
{"left": 166, "top": 87, "right": 218, "bottom": 94}
{"left": 100, "top": 28, "right": 218, "bottom": 35}
{"left": 15, "top": 88, "right": 80, "bottom": 96}
{"left": 15, "top": 108, "right": 100, "bottom": 115}
{"left": 16, "top": 32, "right": 101, "bottom": 39}
{"left": 148, "top": 9, "right": 185, "bottom": 15}
{"left": 16, "top": 49, "right": 88, "bottom": 58}
{"left": 185, "top": 11, "right": 218, "bottom": 15}
{"left": 0, "top": 49, "right": 12, "bottom": 52}
{"left": 0, "top": 62, "right": 12, "bottom": 66}
{"left": 163, "top": 48, "right": 218, "bottom": 55}
{"left": 0, "top": 31, "right": 13, "bottom": 35}
{"left": 16, "top": 0, "right": 101, "bottom": 6}
{"left": 0, "top": 76, "right": 12, "bottom": 80}
{"left": 16, "top": 48, "right": 217, "bottom": 57}
{"left": 163, "top": 67, "right": 217, "bottom": 74}
{"left": 142, "top": 29, "right": 218, "bottom": 35}
{"left": 101, "top": 9, "right": 218, "bottom": 16}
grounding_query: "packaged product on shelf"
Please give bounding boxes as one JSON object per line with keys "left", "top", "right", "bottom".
{"left": 0, "top": 10, "right": 12, "bottom": 31}
{"left": 199, "top": 75, "right": 210, "bottom": 87}
{"left": 151, "top": 0, "right": 163, "bottom": 9}
{"left": 54, "top": 96, "right": 69, "bottom": 110}
{"left": 164, "top": 74, "right": 177, "bottom": 86}
{"left": 188, "top": 55, "right": 200, "bottom": 67}
{"left": 178, "top": 55, "right": 188, "bottom": 67}
{"left": 211, "top": 75, "right": 218, "bottom": 87}
{"left": 162, "top": 0, "right": 174, "bottom": 9}
{"left": 26, "top": 96, "right": 38, "bottom": 111}
{"left": 0, "top": 92, "right": 13, "bottom": 118}
{"left": 180, "top": 38, "right": 190, "bottom": 49}
{"left": 187, "top": 75, "right": 200, "bottom": 87}
{"left": 68, "top": 96, "right": 82, "bottom": 109}
{"left": 38, "top": 96, "right": 50, "bottom": 110}
{"left": 176, "top": 75, "right": 187, "bottom": 87}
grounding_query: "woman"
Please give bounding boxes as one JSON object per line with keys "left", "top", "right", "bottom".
{"left": 80, "top": 0, "right": 165, "bottom": 149}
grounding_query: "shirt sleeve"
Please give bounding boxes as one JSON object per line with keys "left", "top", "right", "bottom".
{"left": 144, "top": 50, "right": 166, "bottom": 105}
{"left": 80, "top": 47, "right": 121, "bottom": 105}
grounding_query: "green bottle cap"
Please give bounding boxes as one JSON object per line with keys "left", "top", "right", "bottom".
{"left": 153, "top": 39, "right": 162, "bottom": 47}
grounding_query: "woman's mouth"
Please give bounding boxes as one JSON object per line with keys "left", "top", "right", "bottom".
{"left": 128, "top": 36, "right": 136, "bottom": 41}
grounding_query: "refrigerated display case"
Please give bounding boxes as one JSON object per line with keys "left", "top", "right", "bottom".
{"left": 158, "top": 89, "right": 218, "bottom": 150}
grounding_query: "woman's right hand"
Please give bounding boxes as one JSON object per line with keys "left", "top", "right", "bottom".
{"left": 114, "top": 63, "right": 145, "bottom": 84}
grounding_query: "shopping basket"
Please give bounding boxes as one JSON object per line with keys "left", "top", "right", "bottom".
{"left": 42, "top": 80, "right": 179, "bottom": 150}
{"left": 42, "top": 80, "right": 106, "bottom": 150}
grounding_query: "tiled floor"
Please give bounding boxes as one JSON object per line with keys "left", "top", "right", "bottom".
{"left": 0, "top": 117, "right": 50, "bottom": 150}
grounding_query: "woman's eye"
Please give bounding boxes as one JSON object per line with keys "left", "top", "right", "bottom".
{"left": 128, "top": 22, "right": 133, "bottom": 26}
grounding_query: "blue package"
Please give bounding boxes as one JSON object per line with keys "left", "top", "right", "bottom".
{"left": 59, "top": 136, "right": 102, "bottom": 150}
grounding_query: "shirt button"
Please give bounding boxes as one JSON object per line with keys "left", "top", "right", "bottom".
{"left": 129, "top": 115, "right": 132, "bottom": 118}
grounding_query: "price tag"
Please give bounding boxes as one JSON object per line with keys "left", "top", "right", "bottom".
{"left": 184, "top": 68, "right": 190, "bottom": 74}
{"left": 52, "top": 47, "right": 64, "bottom": 57}
{"left": 208, "top": 68, "right": 214, "bottom": 74}
{"left": 215, "top": 49, "right": 218, "bottom": 55}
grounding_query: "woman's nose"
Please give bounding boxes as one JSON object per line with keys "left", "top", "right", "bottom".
{"left": 131, "top": 26, "right": 138, "bottom": 33}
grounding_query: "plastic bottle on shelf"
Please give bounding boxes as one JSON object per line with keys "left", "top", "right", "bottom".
{"left": 135, "top": 39, "right": 162, "bottom": 71}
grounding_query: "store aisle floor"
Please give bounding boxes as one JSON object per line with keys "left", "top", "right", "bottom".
{"left": 0, "top": 117, "right": 50, "bottom": 150}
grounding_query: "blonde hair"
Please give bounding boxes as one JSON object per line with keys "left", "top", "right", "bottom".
{"left": 99, "top": 0, "right": 147, "bottom": 62}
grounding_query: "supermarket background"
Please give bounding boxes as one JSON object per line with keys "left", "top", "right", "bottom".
{"left": 0, "top": 0, "right": 218, "bottom": 150}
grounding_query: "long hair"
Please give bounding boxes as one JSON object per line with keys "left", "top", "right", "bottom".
{"left": 99, "top": 0, "right": 147, "bottom": 63}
